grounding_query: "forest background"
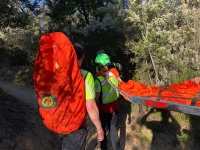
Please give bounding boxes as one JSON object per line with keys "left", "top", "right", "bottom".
{"left": 1, "top": 0, "right": 200, "bottom": 149}
{"left": 1, "top": 0, "right": 200, "bottom": 84}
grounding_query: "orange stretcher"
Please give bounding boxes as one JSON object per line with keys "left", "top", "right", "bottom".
{"left": 106, "top": 72, "right": 200, "bottom": 116}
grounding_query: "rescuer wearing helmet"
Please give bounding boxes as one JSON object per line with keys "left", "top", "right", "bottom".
{"left": 94, "top": 53, "right": 122, "bottom": 150}
{"left": 95, "top": 50, "right": 123, "bottom": 79}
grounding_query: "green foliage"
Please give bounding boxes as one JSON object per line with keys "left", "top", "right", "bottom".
{"left": 124, "top": 0, "right": 200, "bottom": 84}
{"left": 141, "top": 136, "right": 148, "bottom": 143}
{"left": 1, "top": 14, "right": 46, "bottom": 66}
{"left": 3, "top": 29, "right": 39, "bottom": 66}
{"left": 13, "top": 67, "right": 33, "bottom": 85}
{"left": 45, "top": 0, "right": 116, "bottom": 26}
{"left": 177, "top": 114, "right": 190, "bottom": 122}
{"left": 0, "top": 0, "right": 35, "bottom": 28}
{"left": 178, "top": 131, "right": 190, "bottom": 142}
{"left": 77, "top": 3, "right": 127, "bottom": 73}
{"left": 1, "top": 0, "right": 200, "bottom": 85}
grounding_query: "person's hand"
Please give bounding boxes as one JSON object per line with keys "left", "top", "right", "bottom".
{"left": 96, "top": 127, "right": 104, "bottom": 141}
{"left": 191, "top": 77, "right": 200, "bottom": 84}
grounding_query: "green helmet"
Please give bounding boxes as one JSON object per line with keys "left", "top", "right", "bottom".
{"left": 95, "top": 53, "right": 111, "bottom": 66}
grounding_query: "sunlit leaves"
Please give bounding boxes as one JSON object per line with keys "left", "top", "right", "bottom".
{"left": 124, "top": 0, "right": 200, "bottom": 84}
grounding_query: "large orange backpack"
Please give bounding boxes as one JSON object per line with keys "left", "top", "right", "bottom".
{"left": 33, "top": 32, "right": 86, "bottom": 134}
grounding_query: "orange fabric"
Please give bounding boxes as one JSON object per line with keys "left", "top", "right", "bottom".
{"left": 94, "top": 71, "right": 106, "bottom": 78}
{"left": 94, "top": 68, "right": 120, "bottom": 79}
{"left": 33, "top": 32, "right": 86, "bottom": 134}
{"left": 109, "top": 68, "right": 120, "bottom": 78}
{"left": 119, "top": 80, "right": 200, "bottom": 107}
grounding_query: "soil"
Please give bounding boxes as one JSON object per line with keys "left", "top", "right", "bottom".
{"left": 0, "top": 85, "right": 61, "bottom": 150}
{"left": 0, "top": 66, "right": 200, "bottom": 150}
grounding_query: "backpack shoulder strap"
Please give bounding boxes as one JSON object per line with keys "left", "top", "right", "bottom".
{"left": 81, "top": 69, "right": 89, "bottom": 80}
{"left": 83, "top": 71, "right": 88, "bottom": 80}
{"left": 84, "top": 71, "right": 88, "bottom": 80}
{"left": 95, "top": 76, "right": 103, "bottom": 104}
{"left": 95, "top": 71, "right": 108, "bottom": 86}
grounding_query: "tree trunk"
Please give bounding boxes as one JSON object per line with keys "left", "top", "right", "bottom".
{"left": 145, "top": 23, "right": 160, "bottom": 85}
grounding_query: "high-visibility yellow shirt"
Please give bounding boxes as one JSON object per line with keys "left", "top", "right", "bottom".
{"left": 94, "top": 72, "right": 119, "bottom": 104}
{"left": 81, "top": 69, "right": 95, "bottom": 100}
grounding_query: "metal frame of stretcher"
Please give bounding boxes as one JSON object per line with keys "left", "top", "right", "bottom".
{"left": 105, "top": 72, "right": 200, "bottom": 116}
{"left": 118, "top": 89, "right": 200, "bottom": 116}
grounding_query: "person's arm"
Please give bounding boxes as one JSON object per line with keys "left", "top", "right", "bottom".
{"left": 86, "top": 99, "right": 104, "bottom": 141}
{"left": 191, "top": 77, "right": 200, "bottom": 84}
{"left": 85, "top": 73, "right": 104, "bottom": 141}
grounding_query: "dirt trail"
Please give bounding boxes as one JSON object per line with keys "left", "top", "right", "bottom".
{"left": 0, "top": 79, "right": 139, "bottom": 150}
{"left": 0, "top": 80, "right": 37, "bottom": 108}
{"left": 0, "top": 79, "right": 99, "bottom": 150}
{"left": 0, "top": 79, "right": 198, "bottom": 150}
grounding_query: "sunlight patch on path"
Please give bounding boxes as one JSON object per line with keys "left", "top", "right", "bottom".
{"left": 0, "top": 80, "right": 37, "bottom": 108}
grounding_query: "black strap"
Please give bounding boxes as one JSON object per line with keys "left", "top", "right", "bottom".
{"left": 84, "top": 71, "right": 88, "bottom": 80}
{"left": 95, "top": 78, "right": 103, "bottom": 104}
{"left": 157, "top": 85, "right": 168, "bottom": 101}
{"left": 158, "top": 85, "right": 194, "bottom": 101}
{"left": 165, "top": 87, "right": 186, "bottom": 94}
{"left": 80, "top": 68, "right": 88, "bottom": 80}
{"left": 158, "top": 85, "right": 200, "bottom": 106}
{"left": 191, "top": 92, "right": 200, "bottom": 106}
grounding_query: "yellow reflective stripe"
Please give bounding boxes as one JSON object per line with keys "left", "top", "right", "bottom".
{"left": 85, "top": 81, "right": 95, "bottom": 99}
{"left": 102, "top": 89, "right": 118, "bottom": 104}
{"left": 96, "top": 71, "right": 120, "bottom": 104}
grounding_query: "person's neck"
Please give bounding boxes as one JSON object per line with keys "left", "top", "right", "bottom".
{"left": 100, "top": 68, "right": 108, "bottom": 72}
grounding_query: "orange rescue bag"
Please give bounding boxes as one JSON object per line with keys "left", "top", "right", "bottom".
{"left": 33, "top": 32, "right": 86, "bottom": 134}
{"left": 119, "top": 80, "right": 200, "bottom": 107}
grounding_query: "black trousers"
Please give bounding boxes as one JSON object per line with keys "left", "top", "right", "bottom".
{"left": 99, "top": 111, "right": 121, "bottom": 150}
{"left": 60, "top": 125, "right": 87, "bottom": 150}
